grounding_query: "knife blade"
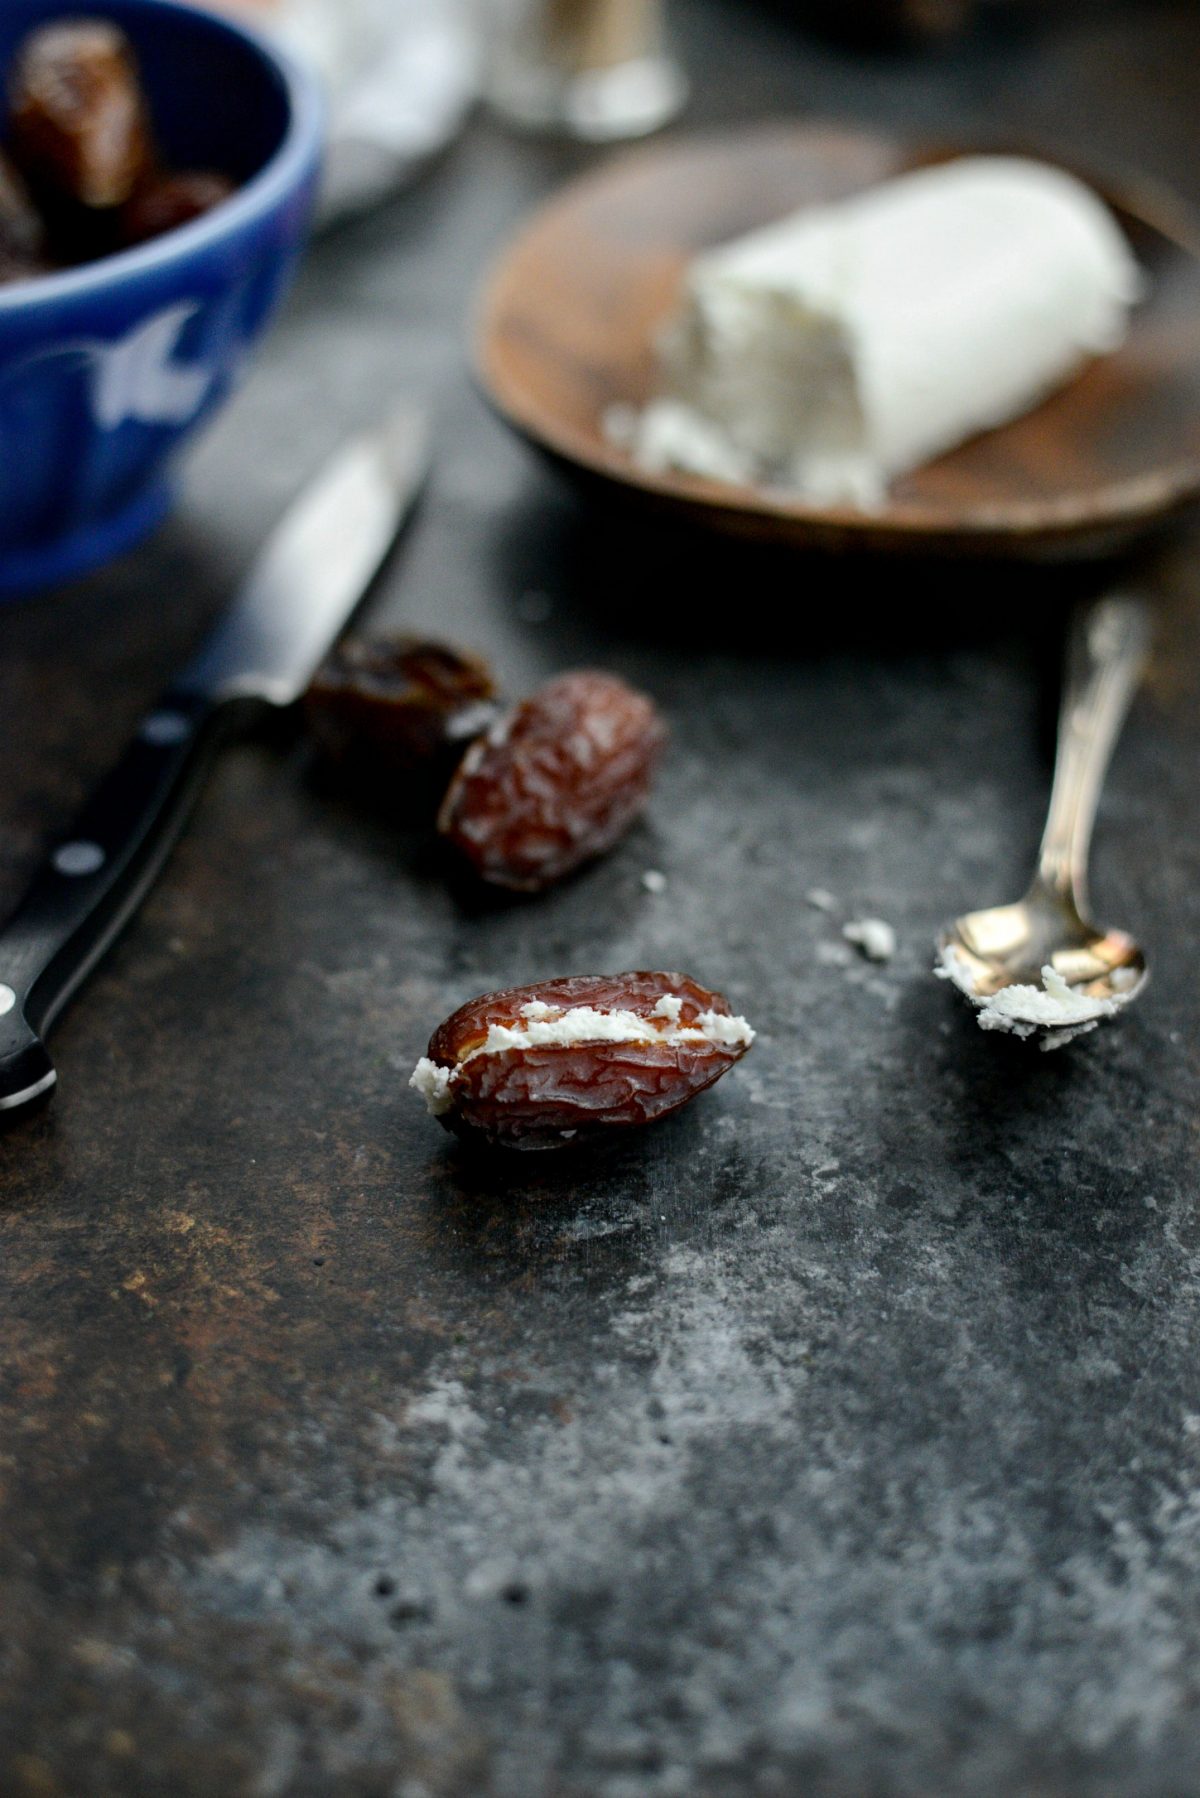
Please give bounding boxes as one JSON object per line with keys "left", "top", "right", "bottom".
{"left": 0, "top": 405, "right": 430, "bottom": 1116}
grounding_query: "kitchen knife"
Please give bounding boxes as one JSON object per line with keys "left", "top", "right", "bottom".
{"left": 0, "top": 405, "right": 430, "bottom": 1115}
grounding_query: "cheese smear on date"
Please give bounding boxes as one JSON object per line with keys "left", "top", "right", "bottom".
{"left": 409, "top": 998, "right": 755, "bottom": 1117}
{"left": 410, "top": 1057, "right": 454, "bottom": 1116}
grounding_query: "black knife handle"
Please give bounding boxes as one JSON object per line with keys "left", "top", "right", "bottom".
{"left": 0, "top": 689, "right": 261, "bottom": 1115}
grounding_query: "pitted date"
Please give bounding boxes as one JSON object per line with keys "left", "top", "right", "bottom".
{"left": 437, "top": 671, "right": 666, "bottom": 892}
{"left": 411, "top": 972, "right": 755, "bottom": 1151}
{"left": 9, "top": 21, "right": 155, "bottom": 216}
{"left": 120, "top": 170, "right": 235, "bottom": 247}
{"left": 305, "top": 636, "right": 500, "bottom": 803}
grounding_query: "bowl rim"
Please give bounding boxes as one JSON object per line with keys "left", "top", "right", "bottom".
{"left": 0, "top": 0, "right": 324, "bottom": 315}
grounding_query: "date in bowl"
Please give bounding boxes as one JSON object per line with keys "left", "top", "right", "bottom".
{"left": 0, "top": 0, "right": 323, "bottom": 598}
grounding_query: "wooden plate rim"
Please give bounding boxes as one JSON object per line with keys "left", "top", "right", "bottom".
{"left": 474, "top": 122, "right": 1200, "bottom": 551}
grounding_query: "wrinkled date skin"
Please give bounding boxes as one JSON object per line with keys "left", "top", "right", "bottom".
{"left": 9, "top": 22, "right": 155, "bottom": 217}
{"left": 305, "top": 636, "right": 500, "bottom": 805}
{"left": 424, "top": 972, "right": 752, "bottom": 1151}
{"left": 438, "top": 671, "right": 667, "bottom": 892}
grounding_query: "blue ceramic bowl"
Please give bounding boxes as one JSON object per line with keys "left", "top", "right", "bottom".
{"left": 0, "top": 0, "right": 323, "bottom": 598}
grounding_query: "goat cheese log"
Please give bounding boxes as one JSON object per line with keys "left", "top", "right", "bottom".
{"left": 611, "top": 156, "right": 1143, "bottom": 507}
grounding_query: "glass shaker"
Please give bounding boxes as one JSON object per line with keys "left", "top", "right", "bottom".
{"left": 486, "top": 0, "right": 687, "bottom": 141}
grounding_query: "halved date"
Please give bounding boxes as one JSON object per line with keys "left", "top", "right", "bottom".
{"left": 411, "top": 971, "right": 754, "bottom": 1151}
{"left": 9, "top": 21, "right": 155, "bottom": 215}
{"left": 437, "top": 671, "right": 666, "bottom": 892}
{"left": 305, "top": 635, "right": 500, "bottom": 804}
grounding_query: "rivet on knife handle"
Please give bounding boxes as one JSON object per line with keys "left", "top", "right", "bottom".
{"left": 0, "top": 693, "right": 253, "bottom": 1113}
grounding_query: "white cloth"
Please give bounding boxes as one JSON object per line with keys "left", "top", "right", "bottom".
{"left": 234, "top": 0, "right": 480, "bottom": 222}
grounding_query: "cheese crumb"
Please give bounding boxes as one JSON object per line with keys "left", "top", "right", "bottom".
{"left": 937, "top": 946, "right": 1136, "bottom": 1043}
{"left": 474, "top": 1005, "right": 754, "bottom": 1057}
{"left": 976, "top": 964, "right": 1127, "bottom": 1040}
{"left": 806, "top": 888, "right": 836, "bottom": 913}
{"left": 642, "top": 869, "right": 668, "bottom": 894}
{"left": 843, "top": 918, "right": 896, "bottom": 963}
{"left": 697, "top": 1010, "right": 756, "bottom": 1049}
{"left": 409, "top": 1057, "right": 453, "bottom": 1116}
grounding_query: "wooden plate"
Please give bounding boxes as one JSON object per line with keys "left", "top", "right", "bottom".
{"left": 475, "top": 125, "right": 1200, "bottom": 558}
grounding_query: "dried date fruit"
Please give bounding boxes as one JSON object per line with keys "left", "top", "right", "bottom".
{"left": 305, "top": 636, "right": 500, "bottom": 800}
{"left": 1, "top": 19, "right": 241, "bottom": 277}
{"left": 120, "top": 170, "right": 236, "bottom": 246}
{"left": 438, "top": 671, "right": 666, "bottom": 892}
{"left": 410, "top": 972, "right": 754, "bottom": 1151}
{"left": 0, "top": 149, "right": 48, "bottom": 284}
{"left": 8, "top": 20, "right": 155, "bottom": 216}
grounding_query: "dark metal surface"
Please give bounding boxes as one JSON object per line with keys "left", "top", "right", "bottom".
{"left": 0, "top": 413, "right": 427, "bottom": 1116}
{"left": 3, "top": 4, "right": 1200, "bottom": 1794}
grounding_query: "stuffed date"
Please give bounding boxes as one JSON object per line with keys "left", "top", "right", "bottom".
{"left": 411, "top": 972, "right": 755, "bottom": 1151}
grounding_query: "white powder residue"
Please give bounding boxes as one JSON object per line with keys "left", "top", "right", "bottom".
{"left": 843, "top": 918, "right": 897, "bottom": 963}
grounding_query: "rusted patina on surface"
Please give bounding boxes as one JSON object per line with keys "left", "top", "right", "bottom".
{"left": 5, "top": 8, "right": 1200, "bottom": 1795}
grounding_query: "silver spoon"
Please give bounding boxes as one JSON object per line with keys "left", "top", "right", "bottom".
{"left": 937, "top": 595, "right": 1151, "bottom": 1046}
